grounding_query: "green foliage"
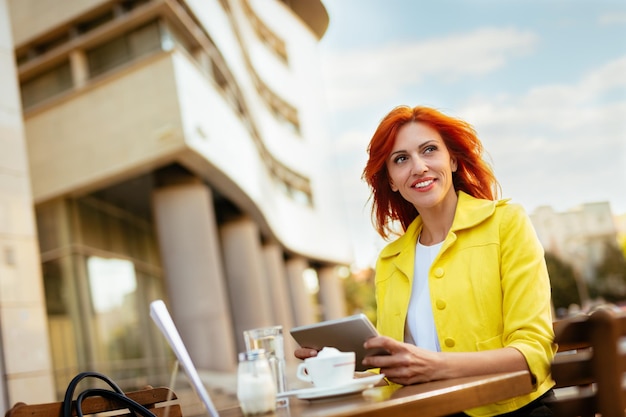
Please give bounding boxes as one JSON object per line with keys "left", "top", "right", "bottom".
{"left": 342, "top": 268, "right": 377, "bottom": 325}
{"left": 545, "top": 252, "right": 581, "bottom": 311}
{"left": 589, "top": 241, "right": 626, "bottom": 303}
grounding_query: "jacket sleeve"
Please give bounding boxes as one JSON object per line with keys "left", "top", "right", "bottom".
{"left": 499, "top": 203, "right": 557, "bottom": 387}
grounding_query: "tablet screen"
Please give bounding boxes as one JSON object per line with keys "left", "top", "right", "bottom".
{"left": 289, "top": 314, "right": 388, "bottom": 371}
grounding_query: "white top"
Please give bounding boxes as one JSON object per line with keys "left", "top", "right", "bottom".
{"left": 404, "top": 239, "right": 443, "bottom": 351}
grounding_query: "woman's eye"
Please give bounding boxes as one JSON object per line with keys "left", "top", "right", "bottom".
{"left": 424, "top": 145, "right": 437, "bottom": 154}
{"left": 394, "top": 155, "right": 407, "bottom": 164}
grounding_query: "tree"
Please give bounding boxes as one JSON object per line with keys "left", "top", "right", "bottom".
{"left": 589, "top": 241, "right": 626, "bottom": 303}
{"left": 342, "top": 268, "right": 377, "bottom": 324}
{"left": 545, "top": 252, "right": 581, "bottom": 313}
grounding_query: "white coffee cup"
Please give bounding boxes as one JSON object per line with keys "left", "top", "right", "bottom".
{"left": 296, "top": 347, "right": 356, "bottom": 388}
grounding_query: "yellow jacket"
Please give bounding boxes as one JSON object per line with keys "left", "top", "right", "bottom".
{"left": 374, "top": 191, "right": 556, "bottom": 416}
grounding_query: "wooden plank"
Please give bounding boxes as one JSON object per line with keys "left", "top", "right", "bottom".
{"left": 553, "top": 317, "right": 592, "bottom": 352}
{"left": 6, "top": 387, "right": 180, "bottom": 417}
{"left": 219, "top": 371, "right": 533, "bottom": 417}
{"left": 349, "top": 371, "right": 533, "bottom": 417}
{"left": 551, "top": 350, "right": 594, "bottom": 388}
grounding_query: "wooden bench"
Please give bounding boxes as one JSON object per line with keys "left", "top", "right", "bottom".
{"left": 548, "top": 307, "right": 626, "bottom": 417}
{"left": 5, "top": 386, "right": 182, "bottom": 417}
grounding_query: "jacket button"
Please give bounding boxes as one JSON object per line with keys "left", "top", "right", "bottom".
{"left": 444, "top": 338, "right": 455, "bottom": 348}
{"left": 434, "top": 267, "right": 444, "bottom": 278}
{"left": 435, "top": 300, "right": 446, "bottom": 310}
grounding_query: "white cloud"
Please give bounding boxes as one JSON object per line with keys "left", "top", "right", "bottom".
{"left": 579, "top": 56, "right": 626, "bottom": 99}
{"left": 321, "top": 27, "right": 538, "bottom": 110}
{"left": 598, "top": 12, "right": 626, "bottom": 26}
{"left": 462, "top": 56, "right": 626, "bottom": 132}
{"left": 457, "top": 56, "right": 626, "bottom": 214}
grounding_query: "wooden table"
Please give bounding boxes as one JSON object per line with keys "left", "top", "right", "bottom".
{"left": 218, "top": 370, "right": 533, "bottom": 417}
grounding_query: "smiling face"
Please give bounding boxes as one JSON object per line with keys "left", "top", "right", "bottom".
{"left": 386, "top": 122, "right": 458, "bottom": 213}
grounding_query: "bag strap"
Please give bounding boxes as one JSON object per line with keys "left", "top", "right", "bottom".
{"left": 75, "top": 389, "right": 157, "bottom": 417}
{"left": 62, "top": 372, "right": 143, "bottom": 417}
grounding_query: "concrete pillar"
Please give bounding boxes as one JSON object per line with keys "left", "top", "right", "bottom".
{"left": 285, "top": 257, "right": 316, "bottom": 326}
{"left": 220, "top": 218, "right": 273, "bottom": 354}
{"left": 261, "top": 243, "right": 297, "bottom": 362}
{"left": 152, "top": 182, "right": 236, "bottom": 371}
{"left": 318, "top": 266, "right": 347, "bottom": 320}
{"left": 69, "top": 50, "right": 88, "bottom": 88}
{"left": 0, "top": 0, "right": 55, "bottom": 405}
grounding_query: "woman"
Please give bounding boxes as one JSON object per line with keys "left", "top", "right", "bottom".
{"left": 297, "top": 106, "right": 556, "bottom": 416}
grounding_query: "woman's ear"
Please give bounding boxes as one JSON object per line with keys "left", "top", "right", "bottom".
{"left": 389, "top": 179, "right": 398, "bottom": 192}
{"left": 451, "top": 157, "right": 458, "bottom": 173}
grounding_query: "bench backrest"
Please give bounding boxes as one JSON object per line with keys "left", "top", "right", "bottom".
{"left": 5, "top": 387, "right": 182, "bottom": 417}
{"left": 548, "top": 308, "right": 626, "bottom": 417}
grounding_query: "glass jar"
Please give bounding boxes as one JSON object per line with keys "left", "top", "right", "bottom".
{"left": 237, "top": 349, "right": 277, "bottom": 415}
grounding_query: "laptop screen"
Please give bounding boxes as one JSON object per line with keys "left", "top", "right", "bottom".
{"left": 150, "top": 300, "right": 220, "bottom": 417}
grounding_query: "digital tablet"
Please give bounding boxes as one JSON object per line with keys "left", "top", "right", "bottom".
{"left": 289, "top": 314, "right": 389, "bottom": 371}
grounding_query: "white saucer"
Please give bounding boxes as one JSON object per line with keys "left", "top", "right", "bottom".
{"left": 277, "top": 374, "right": 385, "bottom": 401}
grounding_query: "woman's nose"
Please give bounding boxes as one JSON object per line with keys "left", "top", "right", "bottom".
{"left": 410, "top": 156, "right": 427, "bottom": 175}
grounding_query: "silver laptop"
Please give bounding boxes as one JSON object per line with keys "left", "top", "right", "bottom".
{"left": 150, "top": 300, "right": 220, "bottom": 417}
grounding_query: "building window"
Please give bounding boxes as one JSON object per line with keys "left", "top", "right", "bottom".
{"left": 87, "top": 256, "right": 144, "bottom": 368}
{"left": 38, "top": 198, "right": 170, "bottom": 398}
{"left": 254, "top": 74, "right": 301, "bottom": 134}
{"left": 87, "top": 21, "right": 163, "bottom": 78}
{"left": 268, "top": 159, "right": 313, "bottom": 206}
{"left": 76, "top": 10, "right": 115, "bottom": 34}
{"left": 20, "top": 61, "right": 73, "bottom": 108}
{"left": 16, "top": 31, "right": 71, "bottom": 66}
{"left": 242, "top": 0, "right": 288, "bottom": 63}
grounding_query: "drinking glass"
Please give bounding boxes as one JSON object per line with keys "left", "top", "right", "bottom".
{"left": 243, "top": 325, "right": 288, "bottom": 406}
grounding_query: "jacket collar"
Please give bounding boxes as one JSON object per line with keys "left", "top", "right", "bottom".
{"left": 379, "top": 191, "right": 508, "bottom": 261}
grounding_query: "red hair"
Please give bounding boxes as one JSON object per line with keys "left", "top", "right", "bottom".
{"left": 362, "top": 105, "right": 501, "bottom": 239}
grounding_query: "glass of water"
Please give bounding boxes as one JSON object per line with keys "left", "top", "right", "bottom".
{"left": 243, "top": 325, "right": 288, "bottom": 406}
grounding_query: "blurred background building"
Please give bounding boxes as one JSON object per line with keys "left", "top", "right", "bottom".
{"left": 0, "top": 0, "right": 353, "bottom": 407}
{"left": 532, "top": 203, "right": 616, "bottom": 280}
{"left": 531, "top": 202, "right": 625, "bottom": 310}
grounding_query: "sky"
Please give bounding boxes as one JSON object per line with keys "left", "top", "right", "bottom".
{"left": 317, "top": 0, "right": 626, "bottom": 268}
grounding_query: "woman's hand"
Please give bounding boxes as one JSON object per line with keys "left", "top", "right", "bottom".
{"left": 294, "top": 347, "right": 318, "bottom": 360}
{"left": 362, "top": 336, "right": 529, "bottom": 386}
{"left": 362, "top": 336, "right": 443, "bottom": 385}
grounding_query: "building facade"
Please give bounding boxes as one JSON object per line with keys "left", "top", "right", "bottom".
{"left": 531, "top": 202, "right": 620, "bottom": 305}
{"left": 1, "top": 0, "right": 352, "bottom": 406}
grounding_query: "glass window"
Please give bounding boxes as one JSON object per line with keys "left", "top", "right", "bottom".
{"left": 36, "top": 201, "right": 63, "bottom": 253}
{"left": 87, "top": 21, "right": 162, "bottom": 78}
{"left": 76, "top": 10, "right": 114, "bottom": 34}
{"left": 87, "top": 36, "right": 130, "bottom": 77}
{"left": 87, "top": 257, "right": 142, "bottom": 365}
{"left": 43, "top": 256, "right": 80, "bottom": 397}
{"left": 129, "top": 21, "right": 162, "bottom": 57}
{"left": 88, "top": 257, "right": 137, "bottom": 314}
{"left": 21, "top": 61, "right": 73, "bottom": 108}
{"left": 38, "top": 197, "right": 170, "bottom": 397}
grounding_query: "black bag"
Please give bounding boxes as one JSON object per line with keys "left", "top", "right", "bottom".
{"left": 61, "top": 371, "right": 158, "bottom": 417}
